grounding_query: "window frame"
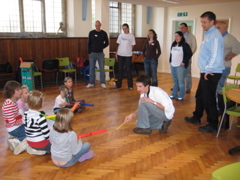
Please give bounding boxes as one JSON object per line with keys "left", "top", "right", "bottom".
{"left": 109, "top": 2, "right": 135, "bottom": 37}
{"left": 0, "top": 0, "right": 67, "bottom": 38}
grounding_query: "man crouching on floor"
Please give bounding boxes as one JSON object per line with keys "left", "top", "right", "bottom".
{"left": 124, "top": 75, "right": 175, "bottom": 134}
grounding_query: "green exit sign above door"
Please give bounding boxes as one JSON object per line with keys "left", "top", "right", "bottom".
{"left": 177, "top": 12, "right": 188, "bottom": 17}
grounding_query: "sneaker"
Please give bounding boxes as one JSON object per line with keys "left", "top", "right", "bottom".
{"left": 27, "top": 146, "right": 46, "bottom": 155}
{"left": 186, "top": 89, "right": 191, "bottom": 93}
{"left": 169, "top": 95, "right": 175, "bottom": 99}
{"left": 129, "top": 87, "right": 133, "bottom": 91}
{"left": 198, "top": 124, "right": 217, "bottom": 133}
{"left": 159, "top": 120, "right": 172, "bottom": 133}
{"left": 101, "top": 83, "right": 106, "bottom": 88}
{"left": 177, "top": 97, "right": 183, "bottom": 101}
{"left": 133, "top": 127, "right": 152, "bottom": 135}
{"left": 14, "top": 138, "right": 28, "bottom": 155}
{"left": 86, "top": 84, "right": 94, "bottom": 88}
{"left": 184, "top": 116, "right": 201, "bottom": 125}
{"left": 7, "top": 138, "right": 20, "bottom": 151}
{"left": 79, "top": 150, "right": 94, "bottom": 162}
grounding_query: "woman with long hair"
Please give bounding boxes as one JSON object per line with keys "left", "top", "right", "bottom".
{"left": 169, "top": 31, "right": 192, "bottom": 101}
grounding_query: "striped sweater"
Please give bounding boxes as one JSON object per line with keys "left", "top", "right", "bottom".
{"left": 2, "top": 99, "right": 23, "bottom": 132}
{"left": 24, "top": 109, "right": 50, "bottom": 142}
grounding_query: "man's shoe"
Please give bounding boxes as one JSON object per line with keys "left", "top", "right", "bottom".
{"left": 198, "top": 124, "right": 217, "bottom": 133}
{"left": 159, "top": 120, "right": 172, "bottom": 133}
{"left": 184, "top": 116, "right": 201, "bottom": 125}
{"left": 133, "top": 128, "right": 152, "bottom": 135}
{"left": 112, "top": 86, "right": 120, "bottom": 89}
{"left": 27, "top": 146, "right": 46, "bottom": 155}
{"left": 101, "top": 83, "right": 106, "bottom": 88}
{"left": 7, "top": 138, "right": 20, "bottom": 151}
{"left": 186, "top": 89, "right": 191, "bottom": 93}
{"left": 86, "top": 84, "right": 94, "bottom": 88}
{"left": 14, "top": 138, "right": 28, "bottom": 155}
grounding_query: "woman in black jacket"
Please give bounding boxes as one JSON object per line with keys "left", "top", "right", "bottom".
{"left": 169, "top": 31, "right": 192, "bottom": 101}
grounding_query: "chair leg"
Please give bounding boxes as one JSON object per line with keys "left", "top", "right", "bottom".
{"left": 56, "top": 72, "right": 58, "bottom": 85}
{"left": 40, "top": 75, "right": 43, "bottom": 89}
{"left": 75, "top": 71, "right": 77, "bottom": 84}
{"left": 229, "top": 115, "right": 235, "bottom": 130}
{"left": 217, "top": 111, "right": 226, "bottom": 137}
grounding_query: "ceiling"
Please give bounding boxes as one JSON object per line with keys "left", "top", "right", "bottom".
{"left": 116, "top": 0, "right": 240, "bottom": 7}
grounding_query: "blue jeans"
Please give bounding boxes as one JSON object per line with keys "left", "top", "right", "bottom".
{"left": 136, "top": 100, "right": 169, "bottom": 129}
{"left": 116, "top": 55, "right": 133, "bottom": 88}
{"left": 57, "top": 142, "right": 91, "bottom": 168}
{"left": 185, "top": 59, "right": 192, "bottom": 90}
{"left": 170, "top": 65, "right": 187, "bottom": 99}
{"left": 9, "top": 124, "right": 26, "bottom": 141}
{"left": 217, "top": 67, "right": 231, "bottom": 92}
{"left": 144, "top": 58, "right": 158, "bottom": 86}
{"left": 89, "top": 52, "right": 105, "bottom": 84}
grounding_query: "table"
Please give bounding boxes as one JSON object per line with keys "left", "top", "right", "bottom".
{"left": 225, "top": 88, "right": 240, "bottom": 156}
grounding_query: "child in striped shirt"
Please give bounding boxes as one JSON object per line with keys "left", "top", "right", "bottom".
{"left": 2, "top": 80, "right": 28, "bottom": 155}
{"left": 24, "top": 90, "right": 51, "bottom": 155}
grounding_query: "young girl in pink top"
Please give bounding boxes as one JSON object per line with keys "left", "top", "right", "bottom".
{"left": 17, "top": 86, "right": 29, "bottom": 119}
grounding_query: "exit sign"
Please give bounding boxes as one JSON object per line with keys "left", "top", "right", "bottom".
{"left": 177, "top": 12, "right": 188, "bottom": 17}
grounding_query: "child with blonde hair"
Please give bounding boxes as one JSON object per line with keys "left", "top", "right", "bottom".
{"left": 2, "top": 80, "right": 28, "bottom": 155}
{"left": 17, "top": 85, "right": 29, "bottom": 118}
{"left": 50, "top": 108, "right": 93, "bottom": 167}
{"left": 24, "top": 90, "right": 51, "bottom": 155}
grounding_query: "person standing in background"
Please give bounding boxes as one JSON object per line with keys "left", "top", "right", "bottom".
{"left": 114, "top": 23, "right": 136, "bottom": 90}
{"left": 215, "top": 21, "right": 240, "bottom": 93}
{"left": 142, "top": 29, "right": 161, "bottom": 87}
{"left": 179, "top": 23, "right": 197, "bottom": 93}
{"left": 185, "top": 11, "right": 224, "bottom": 133}
{"left": 86, "top": 20, "right": 109, "bottom": 89}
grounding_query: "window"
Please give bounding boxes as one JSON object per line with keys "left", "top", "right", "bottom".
{"left": 109, "top": 2, "right": 135, "bottom": 37}
{"left": 0, "top": 0, "right": 66, "bottom": 37}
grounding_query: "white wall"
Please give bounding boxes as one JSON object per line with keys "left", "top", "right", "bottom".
{"left": 67, "top": 0, "right": 92, "bottom": 37}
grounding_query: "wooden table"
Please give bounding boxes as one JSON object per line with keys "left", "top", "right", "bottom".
{"left": 226, "top": 88, "right": 240, "bottom": 104}
{"left": 226, "top": 88, "right": 240, "bottom": 156}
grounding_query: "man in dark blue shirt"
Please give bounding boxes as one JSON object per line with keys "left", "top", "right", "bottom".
{"left": 86, "top": 20, "right": 109, "bottom": 89}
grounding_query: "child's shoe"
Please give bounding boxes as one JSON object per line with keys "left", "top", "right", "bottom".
{"left": 26, "top": 146, "right": 46, "bottom": 155}
{"left": 78, "top": 150, "right": 94, "bottom": 162}
{"left": 14, "top": 138, "right": 28, "bottom": 155}
{"left": 7, "top": 138, "right": 20, "bottom": 151}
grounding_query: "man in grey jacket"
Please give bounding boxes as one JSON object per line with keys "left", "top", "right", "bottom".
{"left": 179, "top": 23, "right": 197, "bottom": 93}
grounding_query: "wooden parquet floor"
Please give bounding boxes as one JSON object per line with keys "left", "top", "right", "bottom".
{"left": 0, "top": 73, "right": 239, "bottom": 180}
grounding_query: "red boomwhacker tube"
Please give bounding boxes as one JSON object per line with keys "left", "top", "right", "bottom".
{"left": 78, "top": 129, "right": 107, "bottom": 138}
{"left": 71, "top": 103, "right": 79, "bottom": 112}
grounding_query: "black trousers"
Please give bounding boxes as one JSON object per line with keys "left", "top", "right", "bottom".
{"left": 193, "top": 73, "right": 222, "bottom": 128}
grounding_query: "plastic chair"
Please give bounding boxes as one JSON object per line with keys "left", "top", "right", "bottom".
{"left": 42, "top": 59, "right": 59, "bottom": 85}
{"left": 75, "top": 57, "right": 86, "bottom": 78}
{"left": 57, "top": 57, "right": 77, "bottom": 84}
{"left": 211, "top": 162, "right": 240, "bottom": 180}
{"left": 95, "top": 58, "right": 116, "bottom": 79}
{"left": 19, "top": 58, "right": 43, "bottom": 89}
{"left": 216, "top": 84, "right": 240, "bottom": 137}
{"left": 228, "top": 63, "right": 240, "bottom": 85}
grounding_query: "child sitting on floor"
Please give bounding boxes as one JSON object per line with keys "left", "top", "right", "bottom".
{"left": 17, "top": 85, "right": 29, "bottom": 119}
{"left": 2, "top": 80, "right": 28, "bottom": 155}
{"left": 64, "top": 77, "right": 85, "bottom": 112}
{"left": 50, "top": 108, "right": 93, "bottom": 167}
{"left": 53, "top": 85, "right": 72, "bottom": 114}
{"left": 24, "top": 90, "right": 51, "bottom": 155}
